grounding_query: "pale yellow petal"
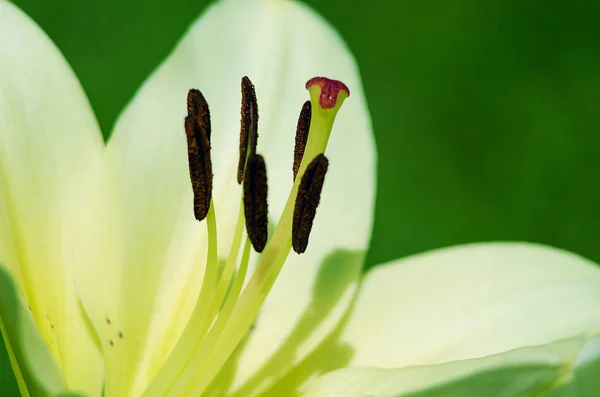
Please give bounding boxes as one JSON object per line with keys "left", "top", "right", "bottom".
{"left": 340, "top": 243, "right": 600, "bottom": 369}
{"left": 303, "top": 338, "right": 584, "bottom": 397}
{"left": 72, "top": 0, "right": 374, "bottom": 395}
{"left": 0, "top": 2, "right": 104, "bottom": 394}
{"left": 0, "top": 267, "right": 68, "bottom": 396}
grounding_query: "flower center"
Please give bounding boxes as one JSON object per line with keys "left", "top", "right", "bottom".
{"left": 142, "top": 76, "right": 349, "bottom": 397}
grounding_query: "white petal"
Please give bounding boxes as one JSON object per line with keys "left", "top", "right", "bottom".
{"left": 220, "top": 1, "right": 375, "bottom": 394}
{"left": 339, "top": 242, "right": 600, "bottom": 369}
{"left": 72, "top": 0, "right": 374, "bottom": 395}
{"left": 302, "top": 338, "right": 584, "bottom": 397}
{"left": 0, "top": 2, "right": 104, "bottom": 394}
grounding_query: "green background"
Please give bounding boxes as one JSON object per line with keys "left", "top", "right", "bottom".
{"left": 3, "top": 0, "right": 600, "bottom": 393}
{"left": 11, "top": 0, "right": 600, "bottom": 269}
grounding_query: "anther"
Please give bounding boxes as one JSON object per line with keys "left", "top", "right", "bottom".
{"left": 185, "top": 89, "right": 213, "bottom": 221}
{"left": 243, "top": 153, "right": 268, "bottom": 252}
{"left": 293, "top": 101, "right": 311, "bottom": 181}
{"left": 292, "top": 154, "right": 329, "bottom": 254}
{"left": 238, "top": 76, "right": 259, "bottom": 184}
{"left": 187, "top": 89, "right": 212, "bottom": 141}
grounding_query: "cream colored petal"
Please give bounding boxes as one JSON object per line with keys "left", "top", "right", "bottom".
{"left": 220, "top": 1, "right": 374, "bottom": 395}
{"left": 302, "top": 338, "right": 584, "bottom": 397}
{"left": 72, "top": 0, "right": 374, "bottom": 395}
{"left": 0, "top": 267, "right": 68, "bottom": 396}
{"left": 340, "top": 242, "right": 600, "bottom": 369}
{"left": 0, "top": 2, "right": 104, "bottom": 395}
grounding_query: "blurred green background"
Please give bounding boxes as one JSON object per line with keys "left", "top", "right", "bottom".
{"left": 11, "top": 0, "right": 600, "bottom": 269}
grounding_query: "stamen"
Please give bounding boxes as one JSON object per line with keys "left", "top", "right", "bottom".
{"left": 238, "top": 76, "right": 259, "bottom": 183}
{"left": 145, "top": 77, "right": 349, "bottom": 397}
{"left": 293, "top": 101, "right": 311, "bottom": 181}
{"left": 243, "top": 153, "right": 268, "bottom": 252}
{"left": 145, "top": 201, "right": 219, "bottom": 396}
{"left": 208, "top": 201, "right": 245, "bottom": 322}
{"left": 292, "top": 154, "right": 329, "bottom": 254}
{"left": 185, "top": 89, "right": 213, "bottom": 221}
{"left": 178, "top": 237, "right": 252, "bottom": 395}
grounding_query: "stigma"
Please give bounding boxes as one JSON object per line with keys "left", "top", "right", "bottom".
{"left": 143, "top": 76, "right": 349, "bottom": 396}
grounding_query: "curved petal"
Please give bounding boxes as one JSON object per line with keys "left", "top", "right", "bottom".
{"left": 72, "top": 0, "right": 374, "bottom": 395}
{"left": 0, "top": 267, "right": 67, "bottom": 396}
{"left": 547, "top": 337, "right": 600, "bottom": 397}
{"left": 302, "top": 338, "right": 584, "bottom": 397}
{"left": 339, "top": 242, "right": 600, "bottom": 369}
{"left": 0, "top": 2, "right": 104, "bottom": 394}
{"left": 572, "top": 338, "right": 600, "bottom": 396}
{"left": 0, "top": 335, "right": 20, "bottom": 396}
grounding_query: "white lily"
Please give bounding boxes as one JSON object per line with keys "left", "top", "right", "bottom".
{"left": 1, "top": 0, "right": 600, "bottom": 396}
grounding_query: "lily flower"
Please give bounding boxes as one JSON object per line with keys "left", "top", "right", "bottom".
{"left": 1, "top": 0, "right": 600, "bottom": 396}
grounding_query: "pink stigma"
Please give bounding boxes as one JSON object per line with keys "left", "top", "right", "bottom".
{"left": 305, "top": 77, "right": 350, "bottom": 109}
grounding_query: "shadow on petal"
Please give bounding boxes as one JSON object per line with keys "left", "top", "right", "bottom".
{"left": 206, "top": 249, "right": 365, "bottom": 397}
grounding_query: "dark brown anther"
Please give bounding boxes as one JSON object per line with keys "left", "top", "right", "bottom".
{"left": 293, "top": 101, "right": 311, "bottom": 181}
{"left": 243, "top": 153, "right": 268, "bottom": 252}
{"left": 292, "top": 154, "right": 329, "bottom": 254}
{"left": 187, "top": 89, "right": 211, "bottom": 141}
{"left": 238, "top": 76, "right": 259, "bottom": 184}
{"left": 185, "top": 89, "right": 213, "bottom": 221}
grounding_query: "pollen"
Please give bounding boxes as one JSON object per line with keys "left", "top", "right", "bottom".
{"left": 293, "top": 154, "right": 329, "bottom": 254}
{"left": 185, "top": 88, "right": 213, "bottom": 221}
{"left": 293, "top": 101, "right": 311, "bottom": 180}
{"left": 238, "top": 76, "right": 259, "bottom": 183}
{"left": 243, "top": 153, "right": 269, "bottom": 252}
